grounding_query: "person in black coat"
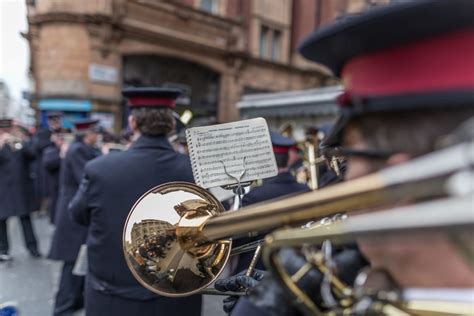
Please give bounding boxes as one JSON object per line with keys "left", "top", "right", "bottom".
{"left": 0, "top": 119, "right": 41, "bottom": 262}
{"left": 221, "top": 1, "right": 474, "bottom": 314}
{"left": 233, "top": 131, "right": 309, "bottom": 274}
{"left": 42, "top": 131, "right": 66, "bottom": 224}
{"left": 32, "top": 112, "right": 63, "bottom": 213}
{"left": 48, "top": 119, "right": 101, "bottom": 315}
{"left": 68, "top": 88, "right": 202, "bottom": 316}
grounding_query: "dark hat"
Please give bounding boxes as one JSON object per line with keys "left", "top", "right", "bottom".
{"left": 122, "top": 87, "right": 182, "bottom": 109}
{"left": 0, "top": 118, "right": 13, "bottom": 129}
{"left": 270, "top": 131, "right": 296, "bottom": 154}
{"left": 46, "top": 111, "right": 64, "bottom": 118}
{"left": 73, "top": 119, "right": 100, "bottom": 133}
{"left": 298, "top": 0, "right": 474, "bottom": 148}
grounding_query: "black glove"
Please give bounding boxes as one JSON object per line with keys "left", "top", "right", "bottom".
{"left": 334, "top": 247, "right": 369, "bottom": 286}
{"left": 243, "top": 248, "right": 320, "bottom": 316}
{"left": 233, "top": 247, "right": 368, "bottom": 316}
{"left": 214, "top": 269, "right": 265, "bottom": 313}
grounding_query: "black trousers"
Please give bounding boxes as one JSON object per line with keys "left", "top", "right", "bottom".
{"left": 53, "top": 261, "right": 84, "bottom": 315}
{"left": 0, "top": 214, "right": 38, "bottom": 254}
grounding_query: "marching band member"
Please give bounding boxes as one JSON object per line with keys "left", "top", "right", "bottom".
{"left": 68, "top": 88, "right": 202, "bottom": 316}
{"left": 222, "top": 0, "right": 474, "bottom": 315}
{"left": 49, "top": 119, "right": 102, "bottom": 315}
{"left": 232, "top": 131, "right": 309, "bottom": 275}
{"left": 32, "top": 111, "right": 64, "bottom": 214}
{"left": 0, "top": 119, "right": 40, "bottom": 262}
{"left": 42, "top": 128, "right": 67, "bottom": 224}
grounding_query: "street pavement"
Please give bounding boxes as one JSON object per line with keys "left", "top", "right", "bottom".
{"left": 0, "top": 214, "right": 225, "bottom": 316}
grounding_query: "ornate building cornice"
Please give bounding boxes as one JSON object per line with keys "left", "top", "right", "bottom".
{"left": 28, "top": 12, "right": 115, "bottom": 26}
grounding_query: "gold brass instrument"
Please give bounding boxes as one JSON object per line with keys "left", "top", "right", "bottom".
{"left": 2, "top": 135, "right": 24, "bottom": 151}
{"left": 298, "top": 133, "right": 342, "bottom": 190}
{"left": 305, "top": 138, "right": 320, "bottom": 190}
{"left": 7, "top": 138, "right": 24, "bottom": 151}
{"left": 122, "top": 141, "right": 474, "bottom": 297}
{"left": 263, "top": 195, "right": 474, "bottom": 315}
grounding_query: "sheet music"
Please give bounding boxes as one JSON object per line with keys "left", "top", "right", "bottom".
{"left": 186, "top": 118, "right": 278, "bottom": 189}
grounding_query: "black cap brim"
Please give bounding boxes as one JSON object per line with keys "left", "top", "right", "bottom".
{"left": 122, "top": 87, "right": 182, "bottom": 99}
{"left": 270, "top": 130, "right": 296, "bottom": 147}
{"left": 320, "top": 90, "right": 474, "bottom": 149}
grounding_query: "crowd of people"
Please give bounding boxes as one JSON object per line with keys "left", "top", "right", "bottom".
{"left": 1, "top": 0, "right": 473, "bottom": 315}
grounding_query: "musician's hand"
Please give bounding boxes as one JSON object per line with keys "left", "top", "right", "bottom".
{"left": 214, "top": 269, "right": 265, "bottom": 313}
{"left": 237, "top": 249, "right": 316, "bottom": 316}
{"left": 101, "top": 143, "right": 110, "bottom": 155}
{"left": 231, "top": 247, "right": 368, "bottom": 316}
{"left": 59, "top": 142, "right": 69, "bottom": 159}
{"left": 0, "top": 133, "right": 6, "bottom": 148}
{"left": 0, "top": 133, "right": 14, "bottom": 148}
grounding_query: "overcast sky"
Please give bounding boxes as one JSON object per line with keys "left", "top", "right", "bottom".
{"left": 0, "top": 0, "right": 28, "bottom": 104}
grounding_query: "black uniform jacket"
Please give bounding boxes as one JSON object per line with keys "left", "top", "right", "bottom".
{"left": 32, "top": 127, "right": 53, "bottom": 198}
{"left": 48, "top": 138, "right": 101, "bottom": 261}
{"left": 42, "top": 145, "right": 61, "bottom": 223}
{"left": 234, "top": 172, "right": 309, "bottom": 273}
{"left": 242, "top": 172, "right": 309, "bottom": 207}
{"left": 0, "top": 142, "right": 36, "bottom": 220}
{"left": 69, "top": 135, "right": 195, "bottom": 300}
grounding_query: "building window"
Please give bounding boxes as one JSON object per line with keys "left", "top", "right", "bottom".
{"left": 259, "top": 25, "right": 269, "bottom": 58}
{"left": 271, "top": 30, "right": 281, "bottom": 61}
{"left": 200, "top": 0, "right": 220, "bottom": 14}
{"left": 259, "top": 25, "right": 282, "bottom": 62}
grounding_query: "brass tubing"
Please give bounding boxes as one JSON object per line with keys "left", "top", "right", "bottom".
{"left": 263, "top": 194, "right": 474, "bottom": 250}
{"left": 201, "top": 174, "right": 447, "bottom": 241}
{"left": 306, "top": 141, "right": 319, "bottom": 190}
{"left": 229, "top": 239, "right": 263, "bottom": 256}
{"left": 245, "top": 244, "right": 263, "bottom": 277}
{"left": 201, "top": 140, "right": 474, "bottom": 241}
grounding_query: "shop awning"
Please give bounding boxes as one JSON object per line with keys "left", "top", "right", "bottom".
{"left": 39, "top": 99, "right": 92, "bottom": 112}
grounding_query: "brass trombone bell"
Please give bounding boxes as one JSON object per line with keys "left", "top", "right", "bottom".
{"left": 122, "top": 182, "right": 231, "bottom": 297}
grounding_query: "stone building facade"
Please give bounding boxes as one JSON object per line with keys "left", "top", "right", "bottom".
{"left": 25, "top": 0, "right": 388, "bottom": 130}
{"left": 130, "top": 219, "right": 173, "bottom": 250}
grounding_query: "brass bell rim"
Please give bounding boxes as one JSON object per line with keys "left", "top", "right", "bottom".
{"left": 122, "top": 181, "right": 231, "bottom": 297}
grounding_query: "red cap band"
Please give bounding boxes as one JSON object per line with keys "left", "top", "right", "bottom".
{"left": 341, "top": 29, "right": 474, "bottom": 97}
{"left": 74, "top": 122, "right": 96, "bottom": 130}
{"left": 127, "top": 97, "right": 177, "bottom": 108}
{"left": 273, "top": 145, "right": 290, "bottom": 154}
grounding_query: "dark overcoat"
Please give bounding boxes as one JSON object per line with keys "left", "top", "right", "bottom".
{"left": 69, "top": 135, "right": 202, "bottom": 316}
{"left": 0, "top": 142, "right": 36, "bottom": 220}
{"left": 42, "top": 145, "right": 61, "bottom": 224}
{"left": 241, "top": 172, "right": 309, "bottom": 207}
{"left": 48, "top": 138, "right": 100, "bottom": 262}
{"left": 234, "top": 172, "right": 309, "bottom": 273}
{"left": 32, "top": 127, "right": 52, "bottom": 198}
